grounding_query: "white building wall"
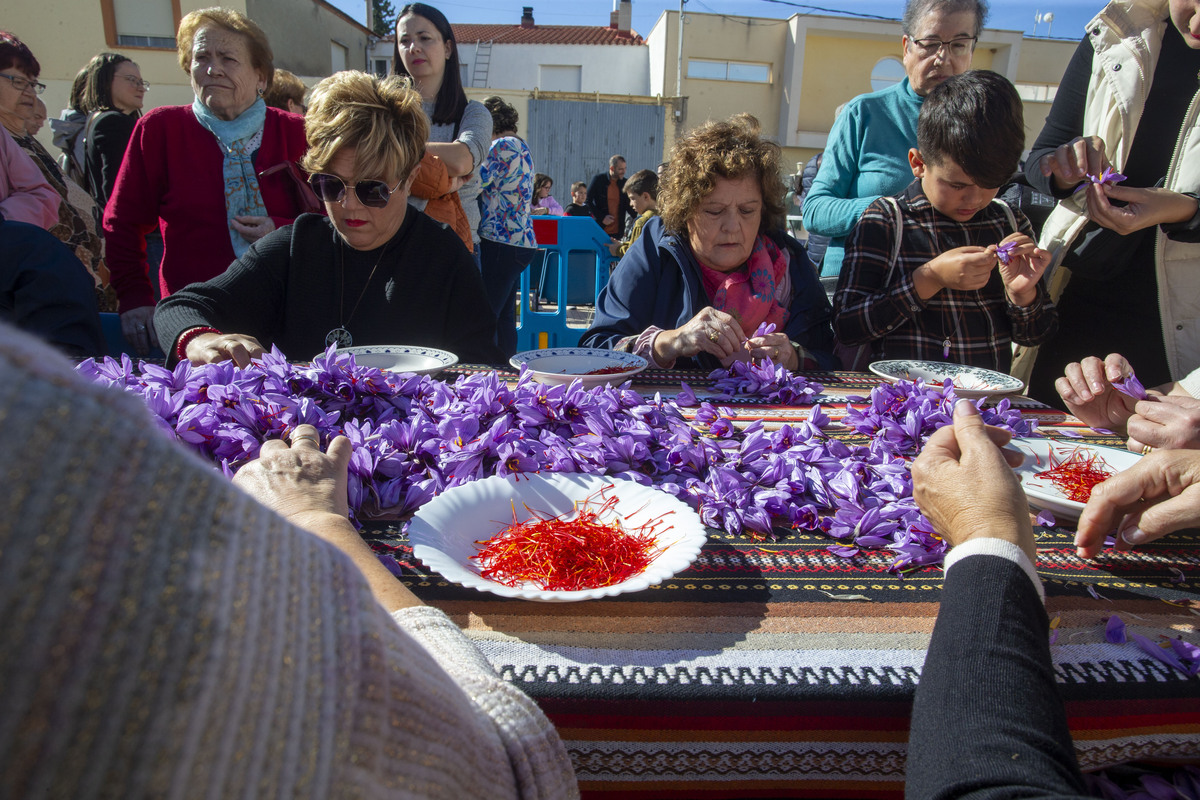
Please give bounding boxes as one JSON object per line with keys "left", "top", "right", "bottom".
{"left": 457, "top": 42, "right": 649, "bottom": 94}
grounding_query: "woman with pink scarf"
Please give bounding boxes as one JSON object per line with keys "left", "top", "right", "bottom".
{"left": 581, "top": 114, "right": 836, "bottom": 371}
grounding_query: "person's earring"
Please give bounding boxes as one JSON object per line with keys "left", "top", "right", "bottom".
{"left": 257, "top": 87, "right": 264, "bottom": 96}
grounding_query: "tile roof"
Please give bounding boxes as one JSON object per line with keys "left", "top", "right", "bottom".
{"left": 449, "top": 24, "right": 645, "bottom": 46}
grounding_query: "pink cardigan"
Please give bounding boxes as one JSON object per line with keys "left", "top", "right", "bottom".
{"left": 0, "top": 128, "right": 58, "bottom": 229}
{"left": 103, "top": 105, "right": 309, "bottom": 311}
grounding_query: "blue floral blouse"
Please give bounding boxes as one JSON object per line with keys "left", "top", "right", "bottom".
{"left": 479, "top": 136, "right": 536, "bottom": 248}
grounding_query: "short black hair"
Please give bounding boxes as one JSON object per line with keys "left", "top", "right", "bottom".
{"left": 625, "top": 169, "right": 658, "bottom": 200}
{"left": 916, "top": 70, "right": 1023, "bottom": 189}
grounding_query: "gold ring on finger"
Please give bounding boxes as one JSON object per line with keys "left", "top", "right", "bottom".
{"left": 291, "top": 435, "right": 319, "bottom": 446}
{"left": 1141, "top": 444, "right": 1153, "bottom": 456}
{"left": 708, "top": 329, "right": 720, "bottom": 342}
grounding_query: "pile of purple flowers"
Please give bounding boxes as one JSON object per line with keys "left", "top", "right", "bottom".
{"left": 77, "top": 350, "right": 1034, "bottom": 573}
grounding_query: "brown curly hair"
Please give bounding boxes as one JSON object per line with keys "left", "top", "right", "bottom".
{"left": 659, "top": 114, "right": 786, "bottom": 237}
{"left": 301, "top": 71, "right": 428, "bottom": 185}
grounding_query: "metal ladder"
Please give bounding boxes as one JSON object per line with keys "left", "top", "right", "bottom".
{"left": 471, "top": 40, "right": 492, "bottom": 88}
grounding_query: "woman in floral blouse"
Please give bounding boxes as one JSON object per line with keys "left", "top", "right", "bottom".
{"left": 478, "top": 96, "right": 537, "bottom": 357}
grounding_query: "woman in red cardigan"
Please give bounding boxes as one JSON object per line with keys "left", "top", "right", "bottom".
{"left": 103, "top": 8, "right": 309, "bottom": 356}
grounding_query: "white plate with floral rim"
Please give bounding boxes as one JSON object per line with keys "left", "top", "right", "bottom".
{"left": 1009, "top": 437, "right": 1142, "bottom": 521}
{"left": 869, "top": 359, "right": 1024, "bottom": 399}
{"left": 510, "top": 347, "right": 647, "bottom": 388}
{"left": 335, "top": 345, "right": 458, "bottom": 376}
{"left": 407, "top": 472, "right": 707, "bottom": 602}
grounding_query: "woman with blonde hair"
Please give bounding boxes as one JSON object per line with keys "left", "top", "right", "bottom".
{"left": 154, "top": 70, "right": 500, "bottom": 367}
{"left": 581, "top": 114, "right": 836, "bottom": 370}
{"left": 104, "top": 7, "right": 310, "bottom": 355}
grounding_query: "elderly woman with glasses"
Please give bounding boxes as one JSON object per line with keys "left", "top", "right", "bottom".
{"left": 154, "top": 70, "right": 500, "bottom": 367}
{"left": 0, "top": 31, "right": 112, "bottom": 311}
{"left": 802, "top": 0, "right": 987, "bottom": 279}
{"left": 104, "top": 8, "right": 310, "bottom": 356}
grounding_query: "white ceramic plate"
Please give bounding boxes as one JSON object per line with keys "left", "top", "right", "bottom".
{"left": 407, "top": 473, "right": 707, "bottom": 602}
{"left": 510, "top": 347, "right": 647, "bottom": 388}
{"left": 869, "top": 359, "right": 1024, "bottom": 398}
{"left": 1010, "top": 437, "right": 1142, "bottom": 521}
{"left": 336, "top": 345, "right": 458, "bottom": 376}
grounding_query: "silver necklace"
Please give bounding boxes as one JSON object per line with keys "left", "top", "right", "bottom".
{"left": 326, "top": 241, "right": 390, "bottom": 348}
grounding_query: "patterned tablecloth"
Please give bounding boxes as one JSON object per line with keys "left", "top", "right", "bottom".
{"left": 364, "top": 367, "right": 1200, "bottom": 799}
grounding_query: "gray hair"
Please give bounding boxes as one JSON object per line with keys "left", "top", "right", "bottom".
{"left": 902, "top": 0, "right": 988, "bottom": 38}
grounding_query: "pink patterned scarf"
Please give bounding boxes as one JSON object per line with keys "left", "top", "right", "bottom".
{"left": 697, "top": 234, "right": 791, "bottom": 338}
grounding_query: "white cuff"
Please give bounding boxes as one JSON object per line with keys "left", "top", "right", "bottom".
{"left": 943, "top": 537, "right": 1044, "bottom": 602}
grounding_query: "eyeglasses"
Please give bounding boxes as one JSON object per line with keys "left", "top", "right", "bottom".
{"left": 118, "top": 75, "right": 151, "bottom": 90}
{"left": 0, "top": 73, "right": 47, "bottom": 95}
{"left": 308, "top": 173, "right": 404, "bottom": 208}
{"left": 909, "top": 35, "right": 977, "bottom": 57}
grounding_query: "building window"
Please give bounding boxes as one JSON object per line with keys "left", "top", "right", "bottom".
{"left": 331, "top": 41, "right": 348, "bottom": 73}
{"left": 373, "top": 58, "right": 391, "bottom": 78}
{"left": 538, "top": 65, "right": 582, "bottom": 92}
{"left": 102, "top": 0, "right": 180, "bottom": 50}
{"left": 1014, "top": 82, "right": 1058, "bottom": 102}
{"left": 460, "top": 63, "right": 471, "bottom": 87}
{"left": 870, "top": 57, "right": 906, "bottom": 91}
{"left": 687, "top": 59, "right": 770, "bottom": 83}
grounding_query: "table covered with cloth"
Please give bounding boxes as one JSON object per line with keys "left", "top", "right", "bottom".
{"left": 358, "top": 366, "right": 1200, "bottom": 799}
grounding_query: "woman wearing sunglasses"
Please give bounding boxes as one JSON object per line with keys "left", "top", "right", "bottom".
{"left": 154, "top": 70, "right": 500, "bottom": 367}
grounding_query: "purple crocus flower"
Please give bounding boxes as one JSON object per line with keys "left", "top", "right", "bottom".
{"left": 995, "top": 240, "right": 1018, "bottom": 266}
{"left": 1111, "top": 371, "right": 1148, "bottom": 401}
{"left": 1105, "top": 614, "right": 1127, "bottom": 644}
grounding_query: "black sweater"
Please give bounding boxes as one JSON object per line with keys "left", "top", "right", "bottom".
{"left": 154, "top": 211, "right": 503, "bottom": 364}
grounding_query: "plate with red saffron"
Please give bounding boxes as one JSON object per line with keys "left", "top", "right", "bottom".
{"left": 510, "top": 348, "right": 648, "bottom": 388}
{"left": 1010, "top": 438, "right": 1143, "bottom": 521}
{"left": 406, "top": 473, "right": 707, "bottom": 601}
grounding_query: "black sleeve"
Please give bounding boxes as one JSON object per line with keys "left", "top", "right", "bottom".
{"left": 86, "top": 112, "right": 137, "bottom": 208}
{"left": 780, "top": 234, "right": 838, "bottom": 369}
{"left": 153, "top": 225, "right": 291, "bottom": 356}
{"left": 438, "top": 247, "right": 505, "bottom": 365}
{"left": 585, "top": 174, "right": 607, "bottom": 224}
{"left": 1025, "top": 37, "right": 1094, "bottom": 198}
{"left": 0, "top": 220, "right": 105, "bottom": 358}
{"left": 905, "top": 555, "right": 1091, "bottom": 800}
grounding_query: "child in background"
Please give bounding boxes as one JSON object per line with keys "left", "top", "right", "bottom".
{"left": 564, "top": 181, "right": 590, "bottom": 216}
{"left": 609, "top": 169, "right": 658, "bottom": 257}
{"left": 833, "top": 70, "right": 1056, "bottom": 372}
{"left": 531, "top": 173, "right": 564, "bottom": 215}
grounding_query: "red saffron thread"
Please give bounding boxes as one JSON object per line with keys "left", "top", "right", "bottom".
{"left": 474, "top": 490, "right": 670, "bottom": 590}
{"left": 1036, "top": 447, "right": 1114, "bottom": 503}
{"left": 577, "top": 365, "right": 630, "bottom": 376}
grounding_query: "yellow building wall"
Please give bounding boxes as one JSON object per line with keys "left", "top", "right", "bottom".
{"left": 674, "top": 14, "right": 790, "bottom": 137}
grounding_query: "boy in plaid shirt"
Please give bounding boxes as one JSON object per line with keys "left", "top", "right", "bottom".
{"left": 833, "top": 70, "right": 1057, "bottom": 372}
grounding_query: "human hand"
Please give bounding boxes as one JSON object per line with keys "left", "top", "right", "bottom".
{"left": 1039, "top": 135, "right": 1109, "bottom": 193}
{"left": 993, "top": 233, "right": 1051, "bottom": 306}
{"left": 1127, "top": 395, "right": 1200, "bottom": 453}
{"left": 233, "top": 425, "right": 352, "bottom": 523}
{"left": 916, "top": 246, "right": 996, "bottom": 297}
{"left": 912, "top": 400, "right": 1035, "bottom": 563}
{"left": 231, "top": 215, "right": 277, "bottom": 243}
{"left": 1075, "top": 449, "right": 1200, "bottom": 558}
{"left": 184, "top": 331, "right": 266, "bottom": 368}
{"left": 1055, "top": 353, "right": 1138, "bottom": 434}
{"left": 603, "top": 214, "right": 615, "bottom": 226}
{"left": 745, "top": 331, "right": 797, "bottom": 370}
{"left": 1086, "top": 184, "right": 1200, "bottom": 236}
{"left": 532, "top": 207, "right": 549, "bottom": 215}
{"left": 608, "top": 240, "right": 622, "bottom": 256}
{"left": 654, "top": 307, "right": 746, "bottom": 365}
{"left": 120, "top": 306, "right": 158, "bottom": 357}
{"left": 446, "top": 174, "right": 466, "bottom": 194}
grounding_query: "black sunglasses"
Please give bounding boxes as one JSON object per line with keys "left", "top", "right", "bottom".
{"left": 308, "top": 173, "right": 403, "bottom": 208}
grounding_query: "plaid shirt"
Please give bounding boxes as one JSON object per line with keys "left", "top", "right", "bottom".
{"left": 833, "top": 180, "right": 1057, "bottom": 372}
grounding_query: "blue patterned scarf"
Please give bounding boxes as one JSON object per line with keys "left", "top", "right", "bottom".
{"left": 192, "top": 97, "right": 269, "bottom": 257}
